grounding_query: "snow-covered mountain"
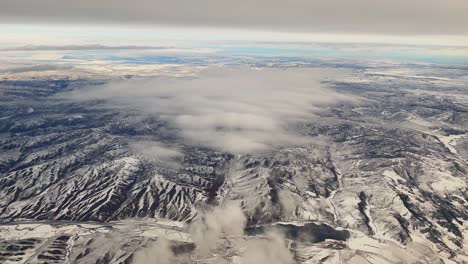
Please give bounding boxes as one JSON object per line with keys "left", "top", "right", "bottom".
{"left": 0, "top": 59, "right": 467, "bottom": 264}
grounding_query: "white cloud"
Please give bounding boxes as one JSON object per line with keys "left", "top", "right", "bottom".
{"left": 133, "top": 203, "right": 294, "bottom": 263}
{"left": 69, "top": 67, "right": 356, "bottom": 153}
{"left": 129, "top": 140, "right": 183, "bottom": 168}
{"left": 190, "top": 202, "right": 246, "bottom": 257}
{"left": 243, "top": 231, "right": 294, "bottom": 264}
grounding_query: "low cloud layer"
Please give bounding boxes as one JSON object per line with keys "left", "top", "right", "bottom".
{"left": 70, "top": 67, "right": 354, "bottom": 153}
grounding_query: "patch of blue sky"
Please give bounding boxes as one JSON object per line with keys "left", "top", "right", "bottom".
{"left": 58, "top": 50, "right": 188, "bottom": 64}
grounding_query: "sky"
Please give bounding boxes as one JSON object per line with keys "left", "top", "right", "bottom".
{"left": 2, "top": 23, "right": 468, "bottom": 49}
{"left": 1, "top": 0, "right": 468, "bottom": 37}
{"left": 0, "top": 1, "right": 467, "bottom": 60}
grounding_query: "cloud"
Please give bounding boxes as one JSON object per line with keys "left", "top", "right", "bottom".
{"left": 1, "top": 0, "right": 468, "bottom": 35}
{"left": 129, "top": 140, "right": 183, "bottom": 168}
{"left": 132, "top": 203, "right": 246, "bottom": 263}
{"left": 243, "top": 231, "right": 294, "bottom": 264}
{"left": 69, "top": 67, "right": 356, "bottom": 153}
{"left": 133, "top": 203, "right": 294, "bottom": 263}
{"left": 190, "top": 202, "right": 246, "bottom": 257}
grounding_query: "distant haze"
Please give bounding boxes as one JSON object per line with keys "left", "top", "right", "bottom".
{"left": 1, "top": 0, "right": 467, "bottom": 36}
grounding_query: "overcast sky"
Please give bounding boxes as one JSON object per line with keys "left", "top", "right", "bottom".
{"left": 1, "top": 0, "right": 467, "bottom": 36}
